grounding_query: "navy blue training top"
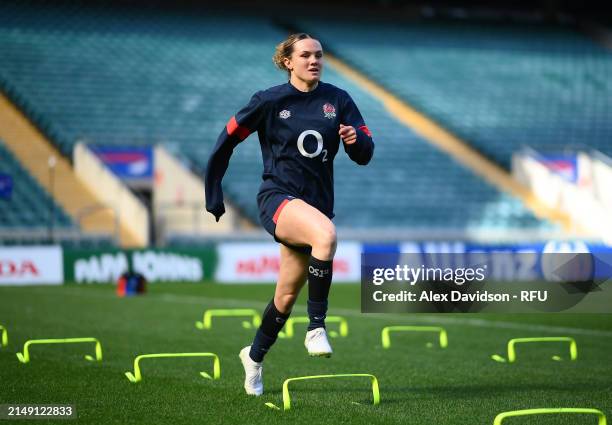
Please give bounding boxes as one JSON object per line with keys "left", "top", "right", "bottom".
{"left": 205, "top": 81, "right": 374, "bottom": 221}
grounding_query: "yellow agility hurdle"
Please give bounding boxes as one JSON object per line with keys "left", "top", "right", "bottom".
{"left": 278, "top": 316, "right": 348, "bottom": 338}
{"left": 491, "top": 337, "right": 577, "bottom": 363}
{"left": 16, "top": 337, "right": 102, "bottom": 363}
{"left": 195, "top": 309, "right": 261, "bottom": 330}
{"left": 265, "top": 373, "right": 380, "bottom": 411}
{"left": 0, "top": 325, "right": 7, "bottom": 347}
{"left": 493, "top": 408, "right": 606, "bottom": 425}
{"left": 125, "top": 352, "right": 220, "bottom": 383}
{"left": 381, "top": 326, "right": 448, "bottom": 349}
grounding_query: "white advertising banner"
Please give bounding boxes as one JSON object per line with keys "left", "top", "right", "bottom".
{"left": 72, "top": 250, "right": 204, "bottom": 284}
{"left": 0, "top": 246, "right": 64, "bottom": 285}
{"left": 216, "top": 242, "right": 362, "bottom": 283}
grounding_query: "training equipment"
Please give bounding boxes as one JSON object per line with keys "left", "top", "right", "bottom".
{"left": 278, "top": 316, "right": 348, "bottom": 339}
{"left": 0, "top": 325, "right": 7, "bottom": 347}
{"left": 16, "top": 337, "right": 102, "bottom": 364}
{"left": 125, "top": 352, "right": 220, "bottom": 383}
{"left": 239, "top": 346, "right": 263, "bottom": 396}
{"left": 304, "top": 328, "right": 333, "bottom": 357}
{"left": 493, "top": 408, "right": 606, "bottom": 425}
{"left": 116, "top": 271, "right": 147, "bottom": 297}
{"left": 195, "top": 309, "right": 261, "bottom": 330}
{"left": 265, "top": 373, "right": 380, "bottom": 411}
{"left": 381, "top": 326, "right": 448, "bottom": 349}
{"left": 491, "top": 336, "right": 577, "bottom": 363}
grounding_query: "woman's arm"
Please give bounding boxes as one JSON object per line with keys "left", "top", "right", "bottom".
{"left": 340, "top": 93, "right": 374, "bottom": 165}
{"left": 205, "top": 92, "right": 263, "bottom": 221}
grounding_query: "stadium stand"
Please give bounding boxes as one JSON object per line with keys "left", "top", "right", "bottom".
{"left": 0, "top": 2, "right": 556, "bottom": 234}
{"left": 0, "top": 139, "right": 72, "bottom": 230}
{"left": 0, "top": 135, "right": 115, "bottom": 247}
{"left": 299, "top": 20, "right": 612, "bottom": 168}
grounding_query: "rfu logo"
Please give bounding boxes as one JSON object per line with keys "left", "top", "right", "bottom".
{"left": 322, "top": 103, "right": 336, "bottom": 119}
{"left": 309, "top": 266, "right": 329, "bottom": 277}
{"left": 279, "top": 110, "right": 291, "bottom": 119}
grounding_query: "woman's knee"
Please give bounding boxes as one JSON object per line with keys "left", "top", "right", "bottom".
{"left": 274, "top": 292, "right": 298, "bottom": 313}
{"left": 312, "top": 222, "right": 337, "bottom": 259}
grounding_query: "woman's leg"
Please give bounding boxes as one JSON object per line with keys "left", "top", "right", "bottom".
{"left": 274, "top": 244, "right": 310, "bottom": 312}
{"left": 249, "top": 244, "right": 309, "bottom": 362}
{"left": 240, "top": 243, "right": 310, "bottom": 396}
{"left": 275, "top": 199, "right": 337, "bottom": 261}
{"left": 275, "top": 199, "right": 336, "bottom": 355}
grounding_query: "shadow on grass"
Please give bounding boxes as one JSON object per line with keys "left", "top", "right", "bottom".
{"left": 382, "top": 382, "right": 612, "bottom": 401}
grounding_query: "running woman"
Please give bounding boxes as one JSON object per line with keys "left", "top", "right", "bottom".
{"left": 205, "top": 33, "right": 374, "bottom": 396}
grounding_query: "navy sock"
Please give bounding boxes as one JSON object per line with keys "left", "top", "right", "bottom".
{"left": 307, "top": 256, "right": 333, "bottom": 331}
{"left": 307, "top": 299, "right": 328, "bottom": 331}
{"left": 249, "top": 299, "right": 290, "bottom": 362}
{"left": 249, "top": 329, "right": 275, "bottom": 363}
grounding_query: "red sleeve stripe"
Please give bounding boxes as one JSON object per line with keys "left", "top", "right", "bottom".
{"left": 359, "top": 125, "right": 372, "bottom": 138}
{"left": 226, "top": 116, "right": 252, "bottom": 141}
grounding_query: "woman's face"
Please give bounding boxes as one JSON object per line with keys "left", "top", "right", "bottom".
{"left": 284, "top": 38, "right": 323, "bottom": 85}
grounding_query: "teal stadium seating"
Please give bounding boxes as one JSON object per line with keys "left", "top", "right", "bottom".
{"left": 299, "top": 20, "right": 612, "bottom": 168}
{"left": 0, "top": 140, "right": 72, "bottom": 230}
{"left": 0, "top": 3, "right": 555, "bottom": 232}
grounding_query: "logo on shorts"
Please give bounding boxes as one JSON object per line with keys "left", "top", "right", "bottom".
{"left": 279, "top": 110, "right": 291, "bottom": 119}
{"left": 323, "top": 103, "right": 336, "bottom": 119}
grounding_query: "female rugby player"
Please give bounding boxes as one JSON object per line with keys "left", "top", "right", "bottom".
{"left": 205, "top": 33, "right": 374, "bottom": 396}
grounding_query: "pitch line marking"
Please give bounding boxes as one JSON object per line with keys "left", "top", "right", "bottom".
{"left": 28, "top": 288, "right": 612, "bottom": 338}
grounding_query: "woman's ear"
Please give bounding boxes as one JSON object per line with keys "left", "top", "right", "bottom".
{"left": 283, "top": 56, "right": 292, "bottom": 71}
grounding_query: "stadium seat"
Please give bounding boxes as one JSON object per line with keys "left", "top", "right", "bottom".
{"left": 0, "top": 140, "right": 74, "bottom": 230}
{"left": 298, "top": 19, "right": 612, "bottom": 168}
{"left": 0, "top": 3, "right": 558, "bottom": 232}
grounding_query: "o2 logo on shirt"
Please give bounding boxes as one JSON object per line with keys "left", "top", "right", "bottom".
{"left": 297, "top": 130, "right": 328, "bottom": 162}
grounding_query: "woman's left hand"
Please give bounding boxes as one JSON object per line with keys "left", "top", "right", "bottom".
{"left": 339, "top": 124, "right": 357, "bottom": 144}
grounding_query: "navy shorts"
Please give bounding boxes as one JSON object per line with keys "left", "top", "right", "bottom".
{"left": 257, "top": 191, "right": 312, "bottom": 255}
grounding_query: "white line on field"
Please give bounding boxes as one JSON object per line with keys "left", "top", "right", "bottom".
{"left": 155, "top": 293, "right": 612, "bottom": 338}
{"left": 22, "top": 287, "right": 612, "bottom": 338}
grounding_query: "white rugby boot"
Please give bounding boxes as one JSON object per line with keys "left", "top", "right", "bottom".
{"left": 304, "top": 327, "right": 333, "bottom": 357}
{"left": 239, "top": 346, "right": 263, "bottom": 396}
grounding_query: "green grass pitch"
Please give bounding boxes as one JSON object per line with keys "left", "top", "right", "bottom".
{"left": 1, "top": 283, "right": 611, "bottom": 424}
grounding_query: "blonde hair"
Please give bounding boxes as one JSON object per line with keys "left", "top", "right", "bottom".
{"left": 272, "top": 33, "right": 313, "bottom": 77}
